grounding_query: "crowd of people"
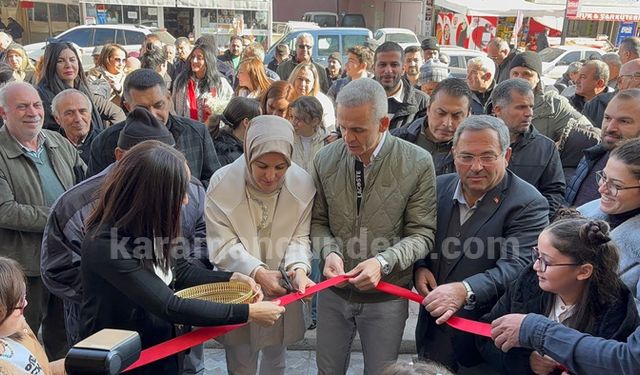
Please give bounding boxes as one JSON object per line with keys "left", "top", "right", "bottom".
{"left": 0, "top": 27, "right": 640, "bottom": 375}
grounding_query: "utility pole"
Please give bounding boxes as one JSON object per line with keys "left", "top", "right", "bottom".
{"left": 560, "top": 0, "right": 569, "bottom": 45}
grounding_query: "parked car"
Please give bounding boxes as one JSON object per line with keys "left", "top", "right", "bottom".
{"left": 303, "top": 12, "right": 338, "bottom": 27}
{"left": 373, "top": 28, "right": 420, "bottom": 50}
{"left": 439, "top": 46, "right": 486, "bottom": 79}
{"left": 340, "top": 13, "right": 366, "bottom": 28}
{"left": 539, "top": 46, "right": 603, "bottom": 86}
{"left": 265, "top": 27, "right": 372, "bottom": 67}
{"left": 24, "top": 24, "right": 175, "bottom": 69}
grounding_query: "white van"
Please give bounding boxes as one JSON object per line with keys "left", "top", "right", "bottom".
{"left": 303, "top": 12, "right": 338, "bottom": 27}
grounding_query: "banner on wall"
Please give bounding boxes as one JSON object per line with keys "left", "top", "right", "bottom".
{"left": 435, "top": 12, "right": 497, "bottom": 51}
{"left": 616, "top": 22, "right": 637, "bottom": 46}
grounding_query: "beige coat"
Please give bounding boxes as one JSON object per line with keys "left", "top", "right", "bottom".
{"left": 205, "top": 157, "right": 316, "bottom": 349}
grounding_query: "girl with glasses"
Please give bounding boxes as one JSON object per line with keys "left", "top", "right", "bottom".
{"left": 478, "top": 215, "right": 639, "bottom": 374}
{"left": 578, "top": 137, "right": 640, "bottom": 312}
{"left": 0, "top": 257, "right": 65, "bottom": 374}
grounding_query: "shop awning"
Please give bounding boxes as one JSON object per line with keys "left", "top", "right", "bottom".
{"left": 435, "top": 0, "right": 565, "bottom": 17}
{"left": 571, "top": 5, "right": 640, "bottom": 21}
{"left": 80, "top": 0, "right": 176, "bottom": 6}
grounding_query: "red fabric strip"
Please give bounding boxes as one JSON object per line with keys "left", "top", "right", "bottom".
{"left": 187, "top": 78, "right": 198, "bottom": 121}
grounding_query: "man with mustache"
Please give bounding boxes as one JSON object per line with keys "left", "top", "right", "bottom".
{"left": 492, "top": 79, "right": 565, "bottom": 217}
{"left": 568, "top": 60, "right": 612, "bottom": 113}
{"left": 566, "top": 88, "right": 640, "bottom": 206}
{"left": 392, "top": 78, "right": 471, "bottom": 175}
{"left": 414, "top": 115, "right": 548, "bottom": 372}
{"left": 374, "top": 41, "right": 428, "bottom": 130}
{"left": 403, "top": 45, "right": 423, "bottom": 88}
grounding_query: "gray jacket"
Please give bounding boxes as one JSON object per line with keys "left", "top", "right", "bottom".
{"left": 41, "top": 163, "right": 210, "bottom": 344}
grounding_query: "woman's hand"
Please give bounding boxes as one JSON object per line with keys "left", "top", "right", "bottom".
{"left": 248, "top": 301, "right": 285, "bottom": 327}
{"left": 230, "top": 272, "right": 263, "bottom": 301}
{"left": 254, "top": 268, "right": 287, "bottom": 298}
{"left": 290, "top": 268, "right": 315, "bottom": 294}
{"left": 529, "top": 351, "right": 560, "bottom": 375}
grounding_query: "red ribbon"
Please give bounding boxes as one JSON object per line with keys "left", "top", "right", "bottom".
{"left": 124, "top": 275, "right": 491, "bottom": 371}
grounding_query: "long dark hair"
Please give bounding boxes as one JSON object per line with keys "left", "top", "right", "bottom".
{"left": 174, "top": 43, "right": 222, "bottom": 94}
{"left": 38, "top": 42, "right": 92, "bottom": 97}
{"left": 85, "top": 141, "right": 189, "bottom": 272}
{"left": 208, "top": 96, "right": 261, "bottom": 138}
{"left": 544, "top": 218, "right": 622, "bottom": 332}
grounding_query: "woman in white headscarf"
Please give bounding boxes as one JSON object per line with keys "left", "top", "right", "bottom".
{"left": 205, "top": 115, "right": 316, "bottom": 374}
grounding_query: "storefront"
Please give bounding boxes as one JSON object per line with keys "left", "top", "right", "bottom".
{"left": 3, "top": 0, "right": 81, "bottom": 44}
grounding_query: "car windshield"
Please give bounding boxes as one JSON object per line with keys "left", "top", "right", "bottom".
{"left": 538, "top": 47, "right": 566, "bottom": 62}
{"left": 386, "top": 33, "right": 418, "bottom": 44}
{"left": 152, "top": 30, "right": 176, "bottom": 45}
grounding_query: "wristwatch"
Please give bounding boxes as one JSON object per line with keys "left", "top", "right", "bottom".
{"left": 375, "top": 254, "right": 391, "bottom": 275}
{"left": 462, "top": 281, "right": 476, "bottom": 308}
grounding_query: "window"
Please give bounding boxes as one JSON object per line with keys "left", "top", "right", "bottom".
{"left": 32, "top": 3, "right": 48, "bottom": 22}
{"left": 559, "top": 51, "right": 580, "bottom": 66}
{"left": 342, "top": 35, "right": 367, "bottom": 50}
{"left": 94, "top": 28, "right": 116, "bottom": 46}
{"left": 317, "top": 35, "right": 339, "bottom": 56}
{"left": 140, "top": 7, "right": 158, "bottom": 27}
{"left": 123, "top": 6, "right": 140, "bottom": 24}
{"left": 68, "top": 5, "right": 80, "bottom": 24}
{"left": 115, "top": 29, "right": 126, "bottom": 45}
{"left": 124, "top": 30, "right": 145, "bottom": 45}
{"left": 59, "top": 29, "right": 93, "bottom": 47}
{"left": 448, "top": 56, "right": 462, "bottom": 68}
{"left": 585, "top": 51, "right": 602, "bottom": 60}
{"left": 50, "top": 4, "right": 67, "bottom": 22}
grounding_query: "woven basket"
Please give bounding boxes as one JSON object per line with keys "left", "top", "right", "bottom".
{"left": 175, "top": 281, "right": 257, "bottom": 304}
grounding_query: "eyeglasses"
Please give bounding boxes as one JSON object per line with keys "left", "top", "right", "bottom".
{"left": 454, "top": 153, "right": 501, "bottom": 166}
{"left": 0, "top": 294, "right": 27, "bottom": 325}
{"left": 595, "top": 170, "right": 640, "bottom": 197}
{"left": 297, "top": 44, "right": 312, "bottom": 50}
{"left": 532, "top": 247, "right": 579, "bottom": 273}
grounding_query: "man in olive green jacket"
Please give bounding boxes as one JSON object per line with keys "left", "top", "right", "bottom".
{"left": 0, "top": 82, "right": 85, "bottom": 359}
{"left": 311, "top": 78, "right": 437, "bottom": 374}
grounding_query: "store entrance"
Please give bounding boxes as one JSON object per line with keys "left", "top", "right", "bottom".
{"left": 163, "top": 8, "right": 193, "bottom": 39}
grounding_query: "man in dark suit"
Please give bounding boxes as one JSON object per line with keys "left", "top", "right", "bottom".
{"left": 414, "top": 115, "right": 549, "bottom": 373}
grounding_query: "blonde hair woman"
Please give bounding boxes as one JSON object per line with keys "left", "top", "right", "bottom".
{"left": 288, "top": 62, "right": 336, "bottom": 132}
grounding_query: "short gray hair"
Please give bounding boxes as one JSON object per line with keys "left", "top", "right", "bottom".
{"left": 51, "top": 89, "right": 92, "bottom": 117}
{"left": 336, "top": 77, "right": 387, "bottom": 122}
{"left": 567, "top": 61, "right": 583, "bottom": 74}
{"left": 584, "top": 60, "right": 610, "bottom": 83}
{"left": 488, "top": 37, "right": 509, "bottom": 52}
{"left": 492, "top": 78, "right": 533, "bottom": 108}
{"left": 602, "top": 52, "right": 622, "bottom": 67}
{"left": 468, "top": 56, "right": 496, "bottom": 77}
{"left": 453, "top": 115, "right": 510, "bottom": 154}
{"left": 296, "top": 32, "right": 314, "bottom": 46}
{"left": 0, "top": 81, "right": 32, "bottom": 108}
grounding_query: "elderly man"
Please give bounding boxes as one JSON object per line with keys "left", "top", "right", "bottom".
{"left": 487, "top": 37, "right": 518, "bottom": 83}
{"left": 172, "top": 36, "right": 192, "bottom": 80}
{"left": 618, "top": 37, "right": 640, "bottom": 65}
{"left": 418, "top": 59, "right": 449, "bottom": 96}
{"left": 277, "top": 32, "right": 329, "bottom": 92}
{"left": 87, "top": 69, "right": 221, "bottom": 186}
{"left": 602, "top": 52, "right": 622, "bottom": 88}
{"left": 374, "top": 42, "right": 429, "bottom": 130}
{"left": 466, "top": 56, "right": 496, "bottom": 114}
{"left": 52, "top": 89, "right": 101, "bottom": 164}
{"left": 403, "top": 45, "right": 424, "bottom": 87}
{"left": 393, "top": 78, "right": 471, "bottom": 175}
{"left": 566, "top": 88, "right": 640, "bottom": 206}
{"left": 492, "top": 79, "right": 565, "bottom": 216}
{"left": 312, "top": 77, "right": 437, "bottom": 374}
{"left": 0, "top": 82, "right": 86, "bottom": 359}
{"left": 421, "top": 36, "right": 440, "bottom": 62}
{"left": 414, "top": 115, "right": 548, "bottom": 373}
{"left": 583, "top": 58, "right": 640, "bottom": 128}
{"left": 569, "top": 60, "right": 612, "bottom": 112}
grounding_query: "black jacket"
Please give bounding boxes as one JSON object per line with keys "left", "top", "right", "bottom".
{"left": 276, "top": 56, "right": 330, "bottom": 93}
{"left": 582, "top": 91, "right": 615, "bottom": 128}
{"left": 391, "top": 116, "right": 454, "bottom": 175}
{"left": 212, "top": 130, "right": 243, "bottom": 167}
{"left": 388, "top": 78, "right": 429, "bottom": 130}
{"left": 86, "top": 114, "right": 221, "bottom": 186}
{"left": 42, "top": 165, "right": 211, "bottom": 344}
{"left": 496, "top": 50, "right": 519, "bottom": 84}
{"left": 478, "top": 266, "right": 640, "bottom": 375}
{"left": 80, "top": 224, "right": 249, "bottom": 374}
{"left": 471, "top": 85, "right": 493, "bottom": 115}
{"left": 508, "top": 126, "right": 565, "bottom": 217}
{"left": 415, "top": 171, "right": 549, "bottom": 369}
{"left": 565, "top": 143, "right": 608, "bottom": 206}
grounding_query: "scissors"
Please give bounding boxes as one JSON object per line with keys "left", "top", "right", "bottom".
{"left": 279, "top": 268, "right": 298, "bottom": 293}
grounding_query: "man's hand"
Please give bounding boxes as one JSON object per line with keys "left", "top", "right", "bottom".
{"left": 414, "top": 267, "right": 437, "bottom": 296}
{"left": 254, "top": 268, "right": 287, "bottom": 298}
{"left": 230, "top": 272, "right": 263, "bottom": 300}
{"left": 422, "top": 282, "right": 466, "bottom": 324}
{"left": 491, "top": 313, "right": 527, "bottom": 352}
{"left": 346, "top": 257, "right": 382, "bottom": 291}
{"left": 529, "top": 351, "right": 560, "bottom": 375}
{"left": 290, "top": 268, "right": 315, "bottom": 294}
